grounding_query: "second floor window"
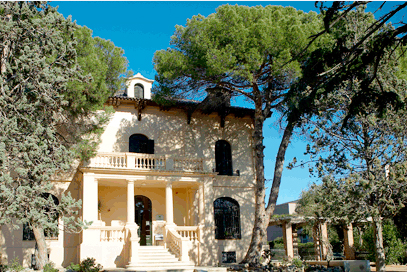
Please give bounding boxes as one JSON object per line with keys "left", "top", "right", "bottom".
{"left": 215, "top": 140, "right": 233, "bottom": 175}
{"left": 129, "top": 134, "right": 154, "bottom": 154}
{"left": 134, "top": 84, "right": 144, "bottom": 99}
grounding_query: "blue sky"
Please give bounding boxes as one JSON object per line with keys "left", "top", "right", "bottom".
{"left": 52, "top": 1, "right": 405, "bottom": 205}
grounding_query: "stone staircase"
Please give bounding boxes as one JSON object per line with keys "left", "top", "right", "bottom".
{"left": 126, "top": 246, "right": 195, "bottom": 272}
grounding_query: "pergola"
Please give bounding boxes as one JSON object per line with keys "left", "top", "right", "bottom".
{"left": 268, "top": 215, "right": 356, "bottom": 261}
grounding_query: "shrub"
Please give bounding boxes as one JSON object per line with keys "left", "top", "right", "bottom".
{"left": 44, "top": 262, "right": 59, "bottom": 272}
{"left": 8, "top": 258, "right": 24, "bottom": 272}
{"left": 292, "top": 257, "right": 304, "bottom": 268}
{"left": 68, "top": 258, "right": 103, "bottom": 272}
{"left": 363, "top": 219, "right": 407, "bottom": 264}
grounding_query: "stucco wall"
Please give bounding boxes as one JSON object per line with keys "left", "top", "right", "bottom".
{"left": 99, "top": 105, "right": 255, "bottom": 185}
{"left": 1, "top": 102, "right": 256, "bottom": 268}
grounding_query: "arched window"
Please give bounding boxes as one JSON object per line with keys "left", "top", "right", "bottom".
{"left": 23, "top": 193, "right": 59, "bottom": 241}
{"left": 215, "top": 140, "right": 233, "bottom": 176}
{"left": 134, "top": 84, "right": 144, "bottom": 99}
{"left": 129, "top": 134, "right": 154, "bottom": 154}
{"left": 214, "top": 197, "right": 241, "bottom": 239}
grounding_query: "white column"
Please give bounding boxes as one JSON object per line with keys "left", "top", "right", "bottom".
{"left": 344, "top": 224, "right": 356, "bottom": 260}
{"left": 166, "top": 182, "right": 174, "bottom": 225}
{"left": 198, "top": 183, "right": 204, "bottom": 225}
{"left": 81, "top": 172, "right": 102, "bottom": 261}
{"left": 82, "top": 173, "right": 99, "bottom": 224}
{"left": 127, "top": 179, "right": 135, "bottom": 224}
{"left": 187, "top": 189, "right": 193, "bottom": 225}
{"left": 283, "top": 222, "right": 294, "bottom": 260}
{"left": 320, "top": 222, "right": 329, "bottom": 260}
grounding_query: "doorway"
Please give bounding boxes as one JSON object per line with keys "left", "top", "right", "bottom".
{"left": 135, "top": 195, "right": 152, "bottom": 246}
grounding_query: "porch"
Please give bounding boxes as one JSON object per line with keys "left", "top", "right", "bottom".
{"left": 79, "top": 158, "right": 211, "bottom": 269}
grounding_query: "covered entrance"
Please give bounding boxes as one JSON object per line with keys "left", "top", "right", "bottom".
{"left": 135, "top": 195, "right": 152, "bottom": 246}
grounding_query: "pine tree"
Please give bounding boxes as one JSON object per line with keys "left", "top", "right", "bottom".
{"left": 0, "top": 2, "right": 128, "bottom": 267}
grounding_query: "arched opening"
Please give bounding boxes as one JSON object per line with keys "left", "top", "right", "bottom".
{"left": 135, "top": 195, "right": 152, "bottom": 246}
{"left": 214, "top": 197, "right": 241, "bottom": 239}
{"left": 215, "top": 140, "right": 233, "bottom": 176}
{"left": 134, "top": 84, "right": 144, "bottom": 99}
{"left": 23, "top": 193, "right": 59, "bottom": 240}
{"left": 129, "top": 134, "right": 154, "bottom": 154}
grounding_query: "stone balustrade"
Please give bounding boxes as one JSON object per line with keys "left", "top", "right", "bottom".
{"left": 85, "top": 152, "right": 208, "bottom": 173}
{"left": 174, "top": 226, "right": 200, "bottom": 242}
{"left": 166, "top": 227, "right": 191, "bottom": 263}
{"left": 99, "top": 226, "right": 126, "bottom": 242}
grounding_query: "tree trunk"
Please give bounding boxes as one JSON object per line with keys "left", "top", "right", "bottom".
{"left": 241, "top": 105, "right": 267, "bottom": 266}
{"left": 265, "top": 120, "right": 295, "bottom": 215}
{"left": 372, "top": 217, "right": 386, "bottom": 272}
{"left": 32, "top": 225, "right": 49, "bottom": 269}
{"left": 241, "top": 107, "right": 296, "bottom": 265}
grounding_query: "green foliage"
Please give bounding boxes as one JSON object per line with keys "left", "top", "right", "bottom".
{"left": 43, "top": 262, "right": 59, "bottom": 272}
{"left": 0, "top": 0, "right": 82, "bottom": 233}
{"left": 0, "top": 2, "right": 127, "bottom": 267}
{"left": 393, "top": 206, "right": 407, "bottom": 241}
{"left": 287, "top": 4, "right": 407, "bottom": 123}
{"left": 271, "top": 236, "right": 284, "bottom": 249}
{"left": 292, "top": 257, "right": 304, "bottom": 268}
{"left": 68, "top": 258, "right": 103, "bottom": 272}
{"left": 362, "top": 220, "right": 407, "bottom": 264}
{"left": 153, "top": 5, "right": 326, "bottom": 263}
{"left": 327, "top": 226, "right": 343, "bottom": 253}
{"left": 66, "top": 26, "right": 130, "bottom": 115}
{"left": 153, "top": 4, "right": 324, "bottom": 103}
{"left": 294, "top": 9, "right": 407, "bottom": 271}
{"left": 8, "top": 257, "right": 24, "bottom": 272}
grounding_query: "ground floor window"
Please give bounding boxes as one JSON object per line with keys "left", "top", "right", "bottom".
{"left": 214, "top": 197, "right": 241, "bottom": 239}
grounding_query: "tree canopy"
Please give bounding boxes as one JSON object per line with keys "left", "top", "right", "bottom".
{"left": 153, "top": 4, "right": 326, "bottom": 265}
{"left": 0, "top": 2, "right": 128, "bottom": 267}
{"left": 288, "top": 2, "right": 407, "bottom": 124}
{"left": 292, "top": 7, "right": 407, "bottom": 271}
{"left": 154, "top": 4, "right": 324, "bottom": 108}
{"left": 66, "top": 25, "right": 130, "bottom": 115}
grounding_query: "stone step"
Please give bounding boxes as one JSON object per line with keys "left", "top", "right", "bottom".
{"left": 131, "top": 262, "right": 192, "bottom": 267}
{"left": 124, "top": 268, "right": 194, "bottom": 272}
{"left": 126, "top": 246, "right": 194, "bottom": 272}
{"left": 138, "top": 246, "right": 167, "bottom": 252}
{"left": 137, "top": 258, "right": 180, "bottom": 263}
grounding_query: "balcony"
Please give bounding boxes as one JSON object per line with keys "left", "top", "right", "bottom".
{"left": 84, "top": 152, "right": 209, "bottom": 173}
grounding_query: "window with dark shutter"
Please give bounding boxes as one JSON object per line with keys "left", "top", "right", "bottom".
{"left": 129, "top": 134, "right": 154, "bottom": 154}
{"left": 215, "top": 140, "right": 233, "bottom": 176}
{"left": 214, "top": 197, "right": 241, "bottom": 239}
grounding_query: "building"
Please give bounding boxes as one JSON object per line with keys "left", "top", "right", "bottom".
{"left": 267, "top": 201, "right": 300, "bottom": 242}
{"left": 0, "top": 74, "right": 257, "bottom": 270}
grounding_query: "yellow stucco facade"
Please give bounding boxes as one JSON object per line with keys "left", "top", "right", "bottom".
{"left": 0, "top": 74, "right": 257, "bottom": 269}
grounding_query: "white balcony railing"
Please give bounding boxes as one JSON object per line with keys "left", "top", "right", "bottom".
{"left": 85, "top": 152, "right": 207, "bottom": 173}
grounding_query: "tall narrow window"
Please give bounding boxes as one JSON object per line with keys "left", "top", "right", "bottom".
{"left": 134, "top": 84, "right": 144, "bottom": 99}
{"left": 129, "top": 134, "right": 154, "bottom": 154}
{"left": 215, "top": 140, "right": 233, "bottom": 176}
{"left": 23, "top": 193, "right": 59, "bottom": 240}
{"left": 214, "top": 197, "right": 241, "bottom": 239}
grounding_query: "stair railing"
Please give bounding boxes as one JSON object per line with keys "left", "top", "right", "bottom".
{"left": 173, "top": 226, "right": 200, "bottom": 242}
{"left": 125, "top": 223, "right": 140, "bottom": 266}
{"left": 165, "top": 226, "right": 191, "bottom": 263}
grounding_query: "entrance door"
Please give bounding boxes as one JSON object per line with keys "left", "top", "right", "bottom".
{"left": 135, "top": 195, "right": 152, "bottom": 246}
